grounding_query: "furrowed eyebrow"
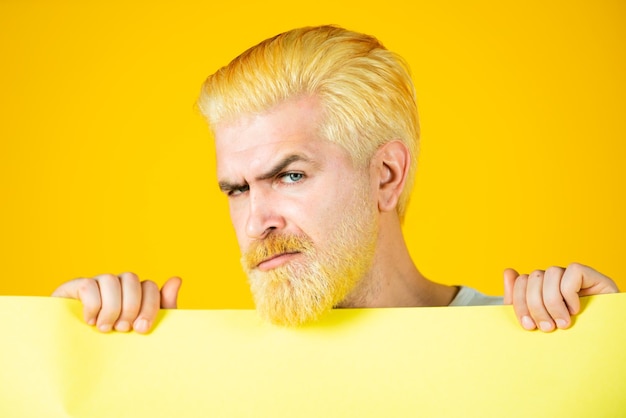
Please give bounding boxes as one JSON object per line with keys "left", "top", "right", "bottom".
{"left": 217, "top": 154, "right": 313, "bottom": 193}
{"left": 218, "top": 180, "right": 247, "bottom": 193}
{"left": 255, "top": 154, "right": 312, "bottom": 181}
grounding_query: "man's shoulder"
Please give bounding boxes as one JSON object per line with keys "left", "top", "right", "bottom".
{"left": 448, "top": 286, "right": 503, "bottom": 306}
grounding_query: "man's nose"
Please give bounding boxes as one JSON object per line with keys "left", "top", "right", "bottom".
{"left": 245, "top": 188, "right": 286, "bottom": 239}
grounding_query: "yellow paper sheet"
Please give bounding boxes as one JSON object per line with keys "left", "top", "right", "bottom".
{"left": 1, "top": 294, "right": 625, "bottom": 417}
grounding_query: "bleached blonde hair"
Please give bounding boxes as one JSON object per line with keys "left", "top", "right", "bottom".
{"left": 197, "top": 25, "right": 420, "bottom": 217}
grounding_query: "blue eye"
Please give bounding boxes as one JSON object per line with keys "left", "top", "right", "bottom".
{"left": 282, "top": 172, "right": 304, "bottom": 183}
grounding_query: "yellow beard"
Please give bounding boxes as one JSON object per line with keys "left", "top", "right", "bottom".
{"left": 241, "top": 190, "right": 378, "bottom": 326}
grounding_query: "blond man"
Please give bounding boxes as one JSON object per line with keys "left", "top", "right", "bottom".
{"left": 53, "top": 26, "right": 618, "bottom": 333}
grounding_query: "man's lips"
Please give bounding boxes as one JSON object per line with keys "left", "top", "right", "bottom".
{"left": 257, "top": 251, "right": 301, "bottom": 271}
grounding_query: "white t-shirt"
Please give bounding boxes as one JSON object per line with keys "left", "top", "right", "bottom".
{"left": 448, "top": 286, "right": 503, "bottom": 306}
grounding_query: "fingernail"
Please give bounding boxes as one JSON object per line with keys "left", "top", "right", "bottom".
{"left": 115, "top": 321, "right": 130, "bottom": 332}
{"left": 134, "top": 319, "right": 150, "bottom": 333}
{"left": 555, "top": 318, "right": 568, "bottom": 329}
{"left": 539, "top": 321, "right": 554, "bottom": 332}
{"left": 98, "top": 323, "right": 112, "bottom": 333}
{"left": 87, "top": 318, "right": 96, "bottom": 326}
{"left": 521, "top": 316, "right": 536, "bottom": 330}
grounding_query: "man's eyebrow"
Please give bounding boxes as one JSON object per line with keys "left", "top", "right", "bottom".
{"left": 218, "top": 180, "right": 246, "bottom": 193}
{"left": 218, "top": 154, "right": 313, "bottom": 192}
{"left": 255, "top": 154, "right": 312, "bottom": 181}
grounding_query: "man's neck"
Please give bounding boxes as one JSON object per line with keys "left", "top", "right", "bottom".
{"left": 337, "top": 213, "right": 457, "bottom": 309}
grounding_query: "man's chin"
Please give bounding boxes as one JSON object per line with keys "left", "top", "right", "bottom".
{"left": 248, "top": 269, "right": 337, "bottom": 327}
{"left": 252, "top": 288, "right": 333, "bottom": 327}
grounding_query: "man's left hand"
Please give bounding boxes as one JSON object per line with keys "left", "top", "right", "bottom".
{"left": 503, "top": 263, "right": 618, "bottom": 332}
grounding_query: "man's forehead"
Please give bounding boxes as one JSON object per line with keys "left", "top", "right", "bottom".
{"left": 215, "top": 133, "right": 315, "bottom": 156}
{"left": 215, "top": 138, "right": 321, "bottom": 179}
{"left": 214, "top": 111, "right": 322, "bottom": 164}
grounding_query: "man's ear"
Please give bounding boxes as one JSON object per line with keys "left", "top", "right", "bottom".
{"left": 372, "top": 140, "right": 410, "bottom": 213}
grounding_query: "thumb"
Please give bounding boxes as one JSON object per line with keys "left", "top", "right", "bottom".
{"left": 561, "top": 263, "right": 618, "bottom": 314}
{"left": 160, "top": 276, "right": 182, "bottom": 309}
{"left": 503, "top": 268, "right": 519, "bottom": 305}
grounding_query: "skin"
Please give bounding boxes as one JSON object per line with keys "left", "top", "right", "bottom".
{"left": 51, "top": 96, "right": 619, "bottom": 333}
{"left": 52, "top": 273, "right": 181, "bottom": 333}
{"left": 503, "top": 264, "right": 617, "bottom": 331}
{"left": 216, "top": 96, "right": 458, "bottom": 314}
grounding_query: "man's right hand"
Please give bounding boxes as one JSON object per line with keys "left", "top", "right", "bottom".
{"left": 51, "top": 273, "right": 182, "bottom": 334}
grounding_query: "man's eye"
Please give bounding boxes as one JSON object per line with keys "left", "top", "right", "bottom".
{"left": 228, "top": 185, "right": 249, "bottom": 196}
{"left": 281, "top": 172, "right": 304, "bottom": 183}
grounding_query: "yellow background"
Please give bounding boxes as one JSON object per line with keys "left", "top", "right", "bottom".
{"left": 1, "top": 0, "right": 624, "bottom": 308}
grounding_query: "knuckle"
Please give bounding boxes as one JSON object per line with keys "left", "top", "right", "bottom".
{"left": 566, "top": 262, "right": 584, "bottom": 273}
{"left": 529, "top": 270, "right": 544, "bottom": 280}
{"left": 545, "top": 266, "right": 564, "bottom": 277}
{"left": 97, "top": 273, "right": 119, "bottom": 284}
{"left": 141, "top": 280, "right": 159, "bottom": 292}
{"left": 120, "top": 271, "right": 140, "bottom": 282}
{"left": 76, "top": 278, "right": 95, "bottom": 294}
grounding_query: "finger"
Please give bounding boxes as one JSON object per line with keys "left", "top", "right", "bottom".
{"left": 52, "top": 278, "right": 102, "bottom": 326}
{"left": 561, "top": 263, "right": 619, "bottom": 315}
{"left": 542, "top": 266, "right": 571, "bottom": 329}
{"left": 503, "top": 268, "right": 519, "bottom": 305}
{"left": 512, "top": 274, "right": 536, "bottom": 330}
{"left": 133, "top": 280, "right": 160, "bottom": 334}
{"left": 93, "top": 274, "right": 123, "bottom": 333}
{"left": 113, "top": 272, "right": 143, "bottom": 332}
{"left": 160, "top": 276, "right": 182, "bottom": 309}
{"left": 526, "top": 270, "right": 555, "bottom": 332}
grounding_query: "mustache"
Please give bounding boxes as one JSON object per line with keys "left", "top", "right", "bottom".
{"left": 242, "top": 233, "right": 314, "bottom": 270}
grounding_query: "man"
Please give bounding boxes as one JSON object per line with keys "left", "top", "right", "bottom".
{"left": 52, "top": 25, "right": 619, "bottom": 333}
